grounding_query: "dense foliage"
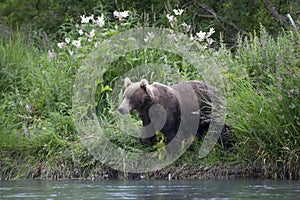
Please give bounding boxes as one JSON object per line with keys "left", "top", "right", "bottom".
{"left": 0, "top": 1, "right": 299, "bottom": 179}
{"left": 1, "top": 0, "right": 299, "bottom": 43}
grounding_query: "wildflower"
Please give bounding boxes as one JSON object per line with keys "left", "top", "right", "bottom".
{"left": 166, "top": 14, "right": 176, "bottom": 22}
{"left": 196, "top": 31, "right": 206, "bottom": 42}
{"left": 81, "top": 15, "right": 94, "bottom": 24}
{"left": 166, "top": 14, "right": 177, "bottom": 28}
{"left": 72, "top": 40, "right": 81, "bottom": 48}
{"left": 167, "top": 33, "right": 178, "bottom": 42}
{"left": 65, "top": 38, "right": 70, "bottom": 44}
{"left": 93, "top": 15, "right": 105, "bottom": 27}
{"left": 48, "top": 50, "right": 56, "bottom": 58}
{"left": 189, "top": 34, "right": 195, "bottom": 41}
{"left": 69, "top": 51, "right": 74, "bottom": 56}
{"left": 206, "top": 27, "right": 215, "bottom": 38}
{"left": 26, "top": 104, "right": 35, "bottom": 112}
{"left": 85, "top": 29, "right": 95, "bottom": 42}
{"left": 78, "top": 29, "right": 84, "bottom": 35}
{"left": 90, "top": 29, "right": 95, "bottom": 38}
{"left": 276, "top": 76, "right": 283, "bottom": 83}
{"left": 113, "top": 11, "right": 130, "bottom": 21}
{"left": 25, "top": 104, "right": 31, "bottom": 112}
{"left": 181, "top": 22, "right": 191, "bottom": 32}
{"left": 289, "top": 103, "right": 296, "bottom": 109}
{"left": 206, "top": 38, "right": 214, "bottom": 45}
{"left": 57, "top": 42, "right": 66, "bottom": 49}
{"left": 144, "top": 32, "right": 155, "bottom": 43}
{"left": 80, "top": 15, "right": 89, "bottom": 23}
{"left": 173, "top": 9, "right": 184, "bottom": 16}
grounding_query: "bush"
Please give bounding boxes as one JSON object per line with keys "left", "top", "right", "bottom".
{"left": 226, "top": 28, "right": 300, "bottom": 179}
{"left": 0, "top": 32, "right": 85, "bottom": 179}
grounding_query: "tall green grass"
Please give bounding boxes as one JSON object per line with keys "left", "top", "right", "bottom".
{"left": 226, "top": 28, "right": 300, "bottom": 179}
{"left": 0, "top": 33, "right": 95, "bottom": 179}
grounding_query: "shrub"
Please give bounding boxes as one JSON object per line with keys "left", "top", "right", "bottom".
{"left": 226, "top": 28, "right": 300, "bottom": 179}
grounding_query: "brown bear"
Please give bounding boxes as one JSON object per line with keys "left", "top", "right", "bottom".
{"left": 118, "top": 77, "right": 230, "bottom": 148}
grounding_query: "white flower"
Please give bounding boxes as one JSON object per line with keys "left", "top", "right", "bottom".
{"left": 113, "top": 11, "right": 130, "bottom": 21}
{"left": 69, "top": 51, "right": 74, "bottom": 56}
{"left": 78, "top": 29, "right": 84, "bottom": 35}
{"left": 173, "top": 9, "right": 184, "bottom": 16}
{"left": 65, "top": 38, "right": 70, "bottom": 44}
{"left": 25, "top": 104, "right": 31, "bottom": 112}
{"left": 80, "top": 15, "right": 89, "bottom": 23}
{"left": 181, "top": 23, "right": 191, "bottom": 32}
{"left": 80, "top": 15, "right": 94, "bottom": 24}
{"left": 72, "top": 40, "right": 81, "bottom": 48}
{"left": 144, "top": 32, "right": 155, "bottom": 43}
{"left": 206, "top": 38, "right": 214, "bottom": 45}
{"left": 206, "top": 27, "right": 215, "bottom": 38}
{"left": 85, "top": 29, "right": 96, "bottom": 41}
{"left": 166, "top": 14, "right": 177, "bottom": 28}
{"left": 190, "top": 34, "right": 195, "bottom": 41}
{"left": 57, "top": 42, "right": 66, "bottom": 49}
{"left": 289, "top": 103, "right": 296, "bottom": 109}
{"left": 48, "top": 50, "right": 56, "bottom": 58}
{"left": 167, "top": 33, "right": 178, "bottom": 42}
{"left": 90, "top": 29, "right": 95, "bottom": 38}
{"left": 93, "top": 15, "right": 105, "bottom": 27}
{"left": 196, "top": 31, "right": 206, "bottom": 42}
{"left": 166, "top": 14, "right": 176, "bottom": 22}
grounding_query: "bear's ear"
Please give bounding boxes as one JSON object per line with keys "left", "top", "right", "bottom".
{"left": 145, "top": 85, "right": 156, "bottom": 101}
{"left": 124, "top": 77, "right": 132, "bottom": 88}
{"left": 140, "top": 79, "right": 156, "bottom": 100}
{"left": 140, "top": 79, "right": 149, "bottom": 89}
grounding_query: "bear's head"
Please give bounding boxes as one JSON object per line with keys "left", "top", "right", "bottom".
{"left": 118, "top": 77, "right": 157, "bottom": 115}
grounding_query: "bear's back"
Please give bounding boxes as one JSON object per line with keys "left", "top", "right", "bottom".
{"left": 170, "top": 81, "right": 211, "bottom": 103}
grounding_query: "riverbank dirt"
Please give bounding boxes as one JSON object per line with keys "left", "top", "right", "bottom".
{"left": 1, "top": 159, "right": 262, "bottom": 180}
{"left": 115, "top": 163, "right": 262, "bottom": 180}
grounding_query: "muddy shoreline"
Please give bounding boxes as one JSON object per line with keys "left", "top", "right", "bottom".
{"left": 1, "top": 161, "right": 265, "bottom": 180}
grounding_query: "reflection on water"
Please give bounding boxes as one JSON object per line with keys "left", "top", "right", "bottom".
{"left": 0, "top": 179, "right": 299, "bottom": 199}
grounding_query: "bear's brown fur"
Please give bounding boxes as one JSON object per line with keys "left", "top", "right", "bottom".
{"left": 118, "top": 77, "right": 230, "bottom": 147}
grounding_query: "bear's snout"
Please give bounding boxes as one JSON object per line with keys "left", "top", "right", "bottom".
{"left": 118, "top": 97, "right": 131, "bottom": 114}
{"left": 118, "top": 107, "right": 127, "bottom": 114}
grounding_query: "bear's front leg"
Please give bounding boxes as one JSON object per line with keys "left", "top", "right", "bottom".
{"left": 140, "top": 124, "right": 156, "bottom": 146}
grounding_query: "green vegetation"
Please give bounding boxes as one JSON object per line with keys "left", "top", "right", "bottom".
{"left": 1, "top": 0, "right": 299, "bottom": 44}
{"left": 226, "top": 29, "right": 300, "bottom": 179}
{"left": 0, "top": 1, "right": 299, "bottom": 180}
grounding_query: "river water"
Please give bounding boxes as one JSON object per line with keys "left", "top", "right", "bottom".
{"left": 0, "top": 179, "right": 299, "bottom": 199}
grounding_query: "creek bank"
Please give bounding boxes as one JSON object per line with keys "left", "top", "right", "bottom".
{"left": 1, "top": 161, "right": 263, "bottom": 180}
